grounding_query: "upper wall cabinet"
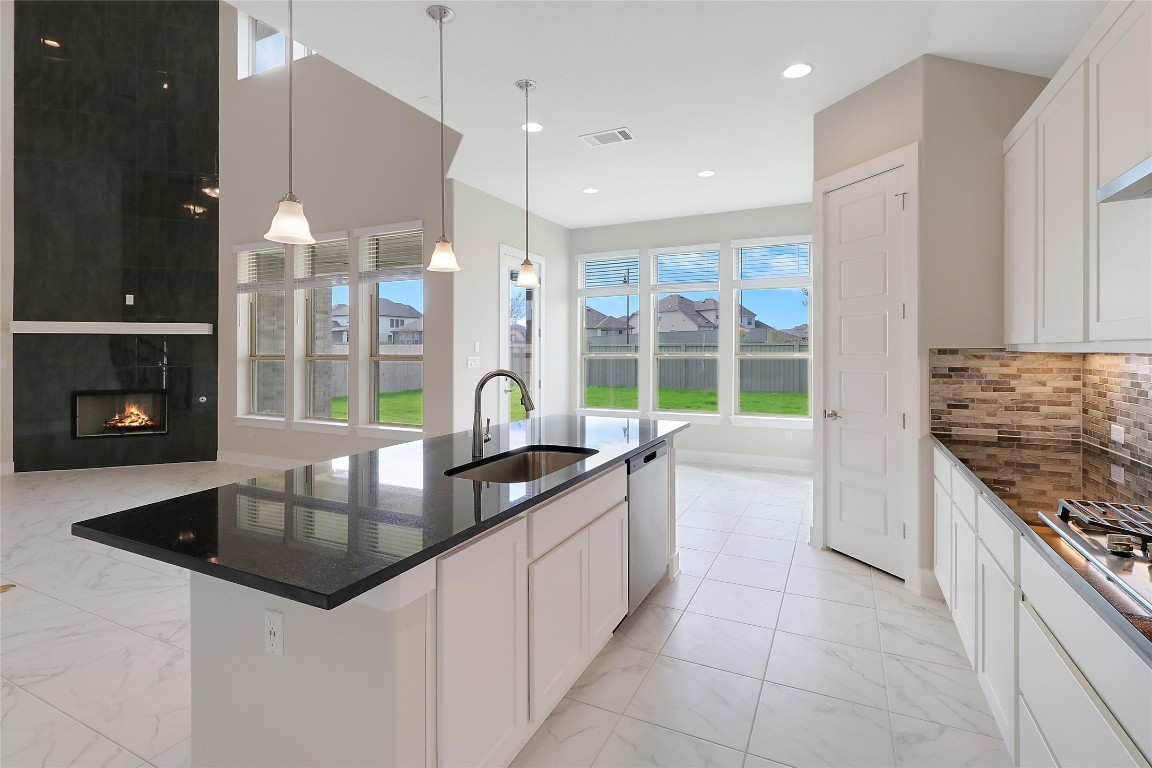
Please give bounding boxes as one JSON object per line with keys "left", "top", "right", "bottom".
{"left": 1088, "top": 2, "right": 1152, "bottom": 341}
{"left": 1005, "top": 0, "right": 1152, "bottom": 351}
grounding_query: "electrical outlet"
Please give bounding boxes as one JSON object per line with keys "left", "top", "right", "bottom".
{"left": 125, "top": 294, "right": 134, "bottom": 305}
{"left": 1110, "top": 424, "right": 1125, "bottom": 443}
{"left": 1111, "top": 463, "right": 1125, "bottom": 484}
{"left": 264, "top": 609, "right": 283, "bottom": 656}
{"left": 467, "top": 356, "right": 480, "bottom": 369}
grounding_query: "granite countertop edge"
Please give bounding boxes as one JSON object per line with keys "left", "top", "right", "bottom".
{"left": 930, "top": 435, "right": 1152, "bottom": 664}
{"left": 73, "top": 419, "right": 689, "bottom": 610}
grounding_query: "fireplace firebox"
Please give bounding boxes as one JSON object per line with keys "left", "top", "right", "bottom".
{"left": 74, "top": 390, "right": 168, "bottom": 438}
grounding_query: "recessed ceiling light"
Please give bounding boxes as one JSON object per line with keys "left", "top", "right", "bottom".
{"left": 41, "top": 38, "right": 60, "bottom": 48}
{"left": 697, "top": 170, "right": 716, "bottom": 178}
{"left": 521, "top": 122, "right": 543, "bottom": 133}
{"left": 583, "top": 188, "right": 599, "bottom": 194}
{"left": 782, "top": 63, "right": 813, "bottom": 79}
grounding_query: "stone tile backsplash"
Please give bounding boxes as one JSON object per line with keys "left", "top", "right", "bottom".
{"left": 930, "top": 350, "right": 1152, "bottom": 466}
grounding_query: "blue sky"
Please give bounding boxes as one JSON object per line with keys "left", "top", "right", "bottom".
{"left": 330, "top": 281, "right": 425, "bottom": 313}
{"left": 587, "top": 288, "right": 808, "bottom": 330}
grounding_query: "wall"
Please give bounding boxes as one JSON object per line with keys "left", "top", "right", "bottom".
{"left": 217, "top": 3, "right": 460, "bottom": 464}
{"left": 930, "top": 349, "right": 1152, "bottom": 467}
{"left": 450, "top": 181, "right": 572, "bottom": 432}
{"left": 571, "top": 203, "right": 814, "bottom": 469}
{"left": 7, "top": 0, "right": 220, "bottom": 471}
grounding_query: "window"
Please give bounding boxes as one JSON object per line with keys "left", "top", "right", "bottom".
{"left": 654, "top": 250, "right": 720, "bottom": 412}
{"left": 735, "top": 242, "right": 812, "bottom": 417}
{"left": 297, "top": 238, "right": 350, "bottom": 421}
{"left": 361, "top": 228, "right": 424, "bottom": 426}
{"left": 238, "top": 12, "right": 314, "bottom": 79}
{"left": 578, "top": 255, "right": 640, "bottom": 410}
{"left": 238, "top": 246, "right": 286, "bottom": 416}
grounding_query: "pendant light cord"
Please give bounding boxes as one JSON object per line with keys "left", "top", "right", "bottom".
{"left": 287, "top": 0, "right": 294, "bottom": 195}
{"left": 524, "top": 83, "right": 529, "bottom": 260}
{"left": 439, "top": 15, "right": 447, "bottom": 237}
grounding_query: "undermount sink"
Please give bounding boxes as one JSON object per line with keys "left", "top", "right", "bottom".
{"left": 446, "top": 445, "right": 599, "bottom": 483}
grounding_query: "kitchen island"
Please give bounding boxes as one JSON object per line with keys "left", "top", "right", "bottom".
{"left": 72, "top": 415, "right": 688, "bottom": 768}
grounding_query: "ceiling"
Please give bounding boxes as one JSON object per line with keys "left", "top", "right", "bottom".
{"left": 230, "top": 0, "right": 1107, "bottom": 229}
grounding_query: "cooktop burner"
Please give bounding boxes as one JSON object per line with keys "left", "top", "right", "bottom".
{"left": 1058, "top": 500, "right": 1152, "bottom": 556}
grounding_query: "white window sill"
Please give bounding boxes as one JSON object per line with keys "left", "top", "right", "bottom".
{"left": 235, "top": 415, "right": 287, "bottom": 429}
{"left": 730, "top": 415, "right": 813, "bottom": 430}
{"left": 649, "top": 411, "right": 723, "bottom": 425}
{"left": 574, "top": 407, "right": 640, "bottom": 419}
{"left": 291, "top": 420, "right": 351, "bottom": 435}
{"left": 356, "top": 425, "right": 423, "bottom": 442}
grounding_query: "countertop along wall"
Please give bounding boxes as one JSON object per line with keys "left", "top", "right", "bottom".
{"left": 570, "top": 203, "right": 814, "bottom": 470}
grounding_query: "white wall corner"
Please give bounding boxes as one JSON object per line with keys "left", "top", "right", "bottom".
{"left": 1, "top": 461, "right": 14, "bottom": 476}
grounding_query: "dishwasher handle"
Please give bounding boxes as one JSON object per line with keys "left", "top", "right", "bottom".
{"left": 627, "top": 441, "right": 668, "bottom": 474}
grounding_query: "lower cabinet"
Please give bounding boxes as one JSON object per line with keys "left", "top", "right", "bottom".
{"left": 934, "top": 479, "right": 953, "bottom": 606}
{"left": 1018, "top": 695, "right": 1058, "bottom": 768}
{"left": 588, "top": 502, "right": 628, "bottom": 649}
{"left": 952, "top": 509, "right": 978, "bottom": 663}
{"left": 437, "top": 518, "right": 529, "bottom": 768}
{"left": 976, "top": 542, "right": 1016, "bottom": 753}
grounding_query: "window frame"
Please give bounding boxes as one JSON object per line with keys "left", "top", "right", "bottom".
{"left": 576, "top": 250, "right": 641, "bottom": 413}
{"left": 651, "top": 244, "right": 722, "bottom": 415}
{"left": 236, "top": 244, "right": 287, "bottom": 419}
{"left": 732, "top": 235, "right": 814, "bottom": 422}
{"left": 238, "top": 11, "right": 315, "bottom": 80}
{"left": 298, "top": 236, "right": 351, "bottom": 423}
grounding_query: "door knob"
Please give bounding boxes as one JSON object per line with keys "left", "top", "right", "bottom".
{"left": 823, "top": 409, "right": 842, "bottom": 419}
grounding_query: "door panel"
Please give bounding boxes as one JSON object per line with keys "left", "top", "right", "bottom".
{"left": 823, "top": 165, "right": 906, "bottom": 577}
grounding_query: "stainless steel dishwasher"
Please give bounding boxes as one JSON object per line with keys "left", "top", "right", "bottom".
{"left": 627, "top": 441, "right": 669, "bottom": 613}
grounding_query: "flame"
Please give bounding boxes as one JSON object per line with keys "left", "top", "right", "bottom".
{"left": 104, "top": 402, "right": 156, "bottom": 429}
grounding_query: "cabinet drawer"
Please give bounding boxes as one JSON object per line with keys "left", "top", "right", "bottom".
{"left": 1018, "top": 602, "right": 1145, "bottom": 768}
{"left": 934, "top": 446, "right": 953, "bottom": 492}
{"left": 950, "top": 465, "right": 978, "bottom": 527}
{"left": 977, "top": 496, "right": 1017, "bottom": 579}
{"left": 529, "top": 467, "right": 627, "bottom": 560}
{"left": 1020, "top": 544, "right": 1152, "bottom": 759}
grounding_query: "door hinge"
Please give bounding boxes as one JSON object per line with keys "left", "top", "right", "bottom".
{"left": 902, "top": 413, "right": 906, "bottom": 429}
{"left": 902, "top": 523, "right": 907, "bottom": 539}
{"left": 895, "top": 192, "right": 907, "bottom": 210}
{"left": 902, "top": 303, "right": 906, "bottom": 319}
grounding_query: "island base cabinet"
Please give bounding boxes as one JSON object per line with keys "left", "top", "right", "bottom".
{"left": 189, "top": 573, "right": 429, "bottom": 768}
{"left": 438, "top": 518, "right": 529, "bottom": 768}
{"left": 587, "top": 501, "right": 628, "bottom": 649}
{"left": 529, "top": 529, "right": 589, "bottom": 723}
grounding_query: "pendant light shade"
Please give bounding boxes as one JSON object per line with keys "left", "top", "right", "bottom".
{"left": 265, "top": 0, "right": 315, "bottom": 245}
{"left": 515, "top": 79, "right": 539, "bottom": 289}
{"left": 265, "top": 194, "right": 315, "bottom": 244}
{"left": 426, "top": 5, "right": 460, "bottom": 272}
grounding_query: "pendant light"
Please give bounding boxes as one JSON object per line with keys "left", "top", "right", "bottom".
{"left": 264, "top": 0, "right": 315, "bottom": 245}
{"left": 515, "top": 79, "right": 540, "bottom": 288}
{"left": 426, "top": 5, "right": 460, "bottom": 272}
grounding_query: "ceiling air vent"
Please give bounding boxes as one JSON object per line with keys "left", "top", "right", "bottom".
{"left": 580, "top": 127, "right": 636, "bottom": 148}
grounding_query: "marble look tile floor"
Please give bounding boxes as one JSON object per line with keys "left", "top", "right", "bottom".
{"left": 1, "top": 461, "right": 1009, "bottom": 768}
{"left": 513, "top": 463, "right": 1010, "bottom": 768}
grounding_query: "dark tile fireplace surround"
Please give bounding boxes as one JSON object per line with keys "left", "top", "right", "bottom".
{"left": 11, "top": 1, "right": 220, "bottom": 472}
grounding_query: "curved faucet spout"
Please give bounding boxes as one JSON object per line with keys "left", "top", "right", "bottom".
{"left": 473, "top": 369, "right": 536, "bottom": 458}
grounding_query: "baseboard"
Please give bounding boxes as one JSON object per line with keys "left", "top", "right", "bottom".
{"left": 910, "top": 567, "right": 944, "bottom": 600}
{"left": 215, "top": 450, "right": 302, "bottom": 471}
{"left": 675, "top": 449, "right": 813, "bottom": 474}
{"left": 0, "top": 461, "right": 13, "bottom": 476}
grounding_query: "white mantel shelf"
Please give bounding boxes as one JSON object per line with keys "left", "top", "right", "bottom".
{"left": 10, "top": 321, "right": 214, "bottom": 335}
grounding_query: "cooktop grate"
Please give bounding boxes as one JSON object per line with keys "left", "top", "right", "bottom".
{"left": 1058, "top": 499, "right": 1152, "bottom": 555}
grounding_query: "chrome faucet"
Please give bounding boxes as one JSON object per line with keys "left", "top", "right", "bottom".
{"left": 473, "top": 369, "right": 536, "bottom": 458}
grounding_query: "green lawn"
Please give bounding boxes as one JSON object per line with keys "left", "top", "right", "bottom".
{"left": 581, "top": 386, "right": 808, "bottom": 416}
{"left": 329, "top": 390, "right": 424, "bottom": 425}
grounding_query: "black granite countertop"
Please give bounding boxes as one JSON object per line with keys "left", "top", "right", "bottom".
{"left": 932, "top": 434, "right": 1152, "bottom": 659}
{"left": 73, "top": 416, "right": 688, "bottom": 609}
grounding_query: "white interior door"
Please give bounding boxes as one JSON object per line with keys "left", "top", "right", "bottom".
{"left": 499, "top": 247, "right": 543, "bottom": 423}
{"left": 822, "top": 165, "right": 906, "bottom": 576}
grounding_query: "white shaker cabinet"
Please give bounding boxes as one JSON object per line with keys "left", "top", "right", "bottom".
{"left": 529, "top": 529, "right": 589, "bottom": 723}
{"left": 952, "top": 509, "right": 978, "bottom": 664}
{"left": 1004, "top": 124, "right": 1039, "bottom": 345}
{"left": 977, "top": 541, "right": 1017, "bottom": 754}
{"left": 587, "top": 501, "right": 628, "bottom": 650}
{"left": 1018, "top": 696, "right": 1059, "bottom": 768}
{"left": 1089, "top": 1, "right": 1152, "bottom": 342}
{"left": 934, "top": 479, "right": 953, "bottom": 606}
{"left": 437, "top": 518, "right": 529, "bottom": 768}
{"left": 1037, "top": 63, "right": 1088, "bottom": 344}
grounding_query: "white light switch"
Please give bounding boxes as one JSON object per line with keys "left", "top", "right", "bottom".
{"left": 125, "top": 294, "right": 134, "bottom": 305}
{"left": 467, "top": 357, "right": 480, "bottom": 369}
{"left": 1110, "top": 424, "right": 1125, "bottom": 443}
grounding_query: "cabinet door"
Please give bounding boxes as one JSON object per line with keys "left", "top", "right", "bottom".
{"left": 952, "top": 511, "right": 977, "bottom": 664}
{"left": 1005, "top": 123, "right": 1039, "bottom": 345}
{"left": 528, "top": 530, "right": 589, "bottom": 724}
{"left": 1018, "top": 695, "right": 1058, "bottom": 768}
{"left": 1037, "top": 64, "right": 1087, "bottom": 343}
{"left": 977, "top": 544, "right": 1016, "bottom": 751}
{"left": 1092, "top": 2, "right": 1152, "bottom": 187}
{"left": 588, "top": 501, "right": 628, "bottom": 650}
{"left": 438, "top": 518, "right": 528, "bottom": 768}
{"left": 934, "top": 480, "right": 953, "bottom": 606}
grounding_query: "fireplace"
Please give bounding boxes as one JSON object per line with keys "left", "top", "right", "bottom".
{"left": 74, "top": 390, "right": 168, "bottom": 438}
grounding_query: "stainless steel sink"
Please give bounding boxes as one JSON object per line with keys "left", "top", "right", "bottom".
{"left": 445, "top": 445, "right": 598, "bottom": 483}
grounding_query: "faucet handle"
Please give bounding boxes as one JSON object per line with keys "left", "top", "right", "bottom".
{"left": 484, "top": 418, "right": 492, "bottom": 443}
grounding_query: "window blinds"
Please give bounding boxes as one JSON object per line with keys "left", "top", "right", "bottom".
{"left": 295, "top": 239, "right": 350, "bottom": 288}
{"left": 739, "top": 243, "right": 811, "bottom": 280}
{"left": 655, "top": 251, "right": 720, "bottom": 284}
{"left": 237, "top": 247, "right": 285, "bottom": 293}
{"left": 360, "top": 229, "right": 423, "bottom": 283}
{"left": 582, "top": 256, "right": 640, "bottom": 289}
